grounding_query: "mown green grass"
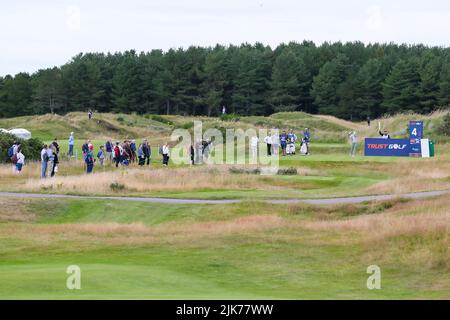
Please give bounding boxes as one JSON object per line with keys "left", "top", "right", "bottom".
{"left": 0, "top": 198, "right": 447, "bottom": 299}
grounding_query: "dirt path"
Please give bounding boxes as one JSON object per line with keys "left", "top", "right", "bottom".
{"left": 0, "top": 190, "right": 448, "bottom": 205}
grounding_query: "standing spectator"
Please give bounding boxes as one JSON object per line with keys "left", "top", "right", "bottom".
{"left": 162, "top": 143, "right": 170, "bottom": 166}
{"left": 137, "top": 144, "right": 145, "bottom": 166}
{"left": 190, "top": 144, "right": 195, "bottom": 165}
{"left": 50, "top": 145, "right": 59, "bottom": 177}
{"left": 349, "top": 131, "right": 358, "bottom": 157}
{"left": 47, "top": 145, "right": 55, "bottom": 178}
{"left": 97, "top": 145, "right": 105, "bottom": 166}
{"left": 280, "top": 130, "right": 288, "bottom": 156}
{"left": 105, "top": 139, "right": 113, "bottom": 163}
{"left": 85, "top": 147, "right": 95, "bottom": 174}
{"left": 271, "top": 132, "right": 279, "bottom": 156}
{"left": 130, "top": 140, "right": 137, "bottom": 163}
{"left": 82, "top": 140, "right": 89, "bottom": 158}
{"left": 40, "top": 145, "right": 49, "bottom": 178}
{"left": 68, "top": 132, "right": 75, "bottom": 157}
{"left": 88, "top": 110, "right": 93, "bottom": 120}
{"left": 16, "top": 147, "right": 25, "bottom": 173}
{"left": 52, "top": 138, "right": 60, "bottom": 155}
{"left": 367, "top": 116, "right": 371, "bottom": 127}
{"left": 222, "top": 106, "right": 226, "bottom": 115}
{"left": 264, "top": 133, "right": 272, "bottom": 156}
{"left": 303, "top": 128, "right": 311, "bottom": 155}
{"left": 114, "top": 142, "right": 122, "bottom": 168}
{"left": 251, "top": 135, "right": 259, "bottom": 162}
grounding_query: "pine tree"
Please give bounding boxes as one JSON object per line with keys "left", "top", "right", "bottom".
{"left": 311, "top": 54, "right": 350, "bottom": 116}
{"left": 382, "top": 59, "right": 421, "bottom": 114}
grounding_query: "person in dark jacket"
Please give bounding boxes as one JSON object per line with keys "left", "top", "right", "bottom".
{"left": 142, "top": 140, "right": 151, "bottom": 165}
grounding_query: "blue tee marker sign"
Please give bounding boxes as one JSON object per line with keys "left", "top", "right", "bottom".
{"left": 409, "top": 121, "right": 423, "bottom": 156}
{"left": 364, "top": 121, "right": 425, "bottom": 157}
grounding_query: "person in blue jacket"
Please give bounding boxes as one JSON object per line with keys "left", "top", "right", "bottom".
{"left": 68, "top": 132, "right": 75, "bottom": 157}
{"left": 279, "top": 130, "right": 288, "bottom": 156}
{"left": 303, "top": 128, "right": 311, "bottom": 155}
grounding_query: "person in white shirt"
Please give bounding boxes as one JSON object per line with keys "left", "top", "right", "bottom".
{"left": 349, "top": 131, "right": 357, "bottom": 157}
{"left": 271, "top": 132, "right": 279, "bottom": 156}
{"left": 264, "top": 133, "right": 272, "bottom": 156}
{"left": 251, "top": 135, "right": 259, "bottom": 162}
{"left": 162, "top": 143, "right": 170, "bottom": 166}
{"left": 15, "top": 148, "right": 25, "bottom": 173}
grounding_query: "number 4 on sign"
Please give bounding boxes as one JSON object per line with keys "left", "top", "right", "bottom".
{"left": 411, "top": 128, "right": 417, "bottom": 136}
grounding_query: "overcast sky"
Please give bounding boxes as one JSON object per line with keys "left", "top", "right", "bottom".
{"left": 1, "top": 0, "right": 449, "bottom": 76}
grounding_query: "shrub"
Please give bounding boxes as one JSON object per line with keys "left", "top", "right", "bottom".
{"left": 438, "top": 112, "right": 450, "bottom": 136}
{"left": 110, "top": 182, "right": 126, "bottom": 191}
{"left": 151, "top": 115, "right": 174, "bottom": 125}
{"left": 220, "top": 113, "right": 240, "bottom": 122}
{"left": 0, "top": 132, "right": 43, "bottom": 163}
{"left": 116, "top": 116, "right": 125, "bottom": 122}
{"left": 229, "top": 167, "right": 261, "bottom": 175}
{"left": 277, "top": 167, "right": 298, "bottom": 175}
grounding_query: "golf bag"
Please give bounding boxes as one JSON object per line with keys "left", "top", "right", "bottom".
{"left": 300, "top": 142, "right": 308, "bottom": 155}
{"left": 286, "top": 142, "right": 296, "bottom": 155}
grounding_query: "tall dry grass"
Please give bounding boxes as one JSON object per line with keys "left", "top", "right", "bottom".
{"left": 17, "top": 165, "right": 315, "bottom": 195}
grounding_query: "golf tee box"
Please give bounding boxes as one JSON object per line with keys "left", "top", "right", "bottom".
{"left": 364, "top": 121, "right": 434, "bottom": 158}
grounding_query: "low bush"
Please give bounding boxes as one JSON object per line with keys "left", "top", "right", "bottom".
{"left": 0, "top": 132, "right": 43, "bottom": 163}
{"left": 277, "top": 167, "right": 298, "bottom": 175}
{"left": 220, "top": 113, "right": 240, "bottom": 122}
{"left": 151, "top": 115, "right": 174, "bottom": 125}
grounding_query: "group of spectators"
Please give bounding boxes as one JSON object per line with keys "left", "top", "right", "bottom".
{"left": 78, "top": 138, "right": 169, "bottom": 174}
{"left": 40, "top": 138, "right": 60, "bottom": 178}
{"left": 262, "top": 128, "right": 310, "bottom": 157}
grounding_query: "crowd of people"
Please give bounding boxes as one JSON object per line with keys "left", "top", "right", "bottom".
{"left": 262, "top": 128, "right": 311, "bottom": 157}
{"left": 6, "top": 124, "right": 383, "bottom": 176}
{"left": 77, "top": 138, "right": 171, "bottom": 174}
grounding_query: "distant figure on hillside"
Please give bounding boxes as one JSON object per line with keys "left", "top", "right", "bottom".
{"left": 88, "top": 110, "right": 93, "bottom": 120}
{"left": 349, "top": 131, "right": 357, "bottom": 157}
{"left": 68, "top": 132, "right": 75, "bottom": 157}
{"left": 222, "top": 106, "right": 226, "bottom": 115}
{"left": 367, "top": 116, "right": 371, "bottom": 127}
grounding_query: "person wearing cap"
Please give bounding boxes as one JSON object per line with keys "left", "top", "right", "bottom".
{"left": 68, "top": 132, "right": 75, "bottom": 157}
{"left": 379, "top": 129, "right": 390, "bottom": 139}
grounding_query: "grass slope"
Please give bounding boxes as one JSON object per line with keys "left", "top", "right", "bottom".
{"left": 0, "top": 197, "right": 448, "bottom": 299}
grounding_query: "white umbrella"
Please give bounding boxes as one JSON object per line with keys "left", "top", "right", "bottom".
{"left": 8, "top": 128, "right": 32, "bottom": 140}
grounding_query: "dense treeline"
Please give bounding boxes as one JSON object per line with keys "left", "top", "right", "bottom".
{"left": 0, "top": 41, "right": 449, "bottom": 120}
